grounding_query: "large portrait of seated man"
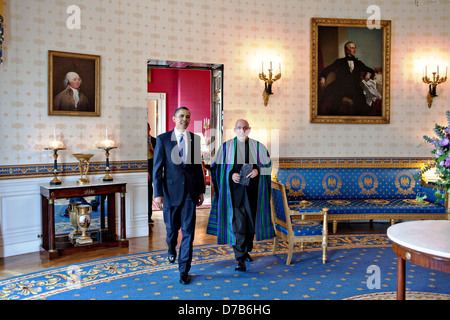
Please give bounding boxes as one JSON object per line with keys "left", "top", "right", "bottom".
{"left": 310, "top": 18, "right": 391, "bottom": 124}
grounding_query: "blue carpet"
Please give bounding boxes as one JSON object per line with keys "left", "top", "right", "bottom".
{"left": 1, "top": 233, "right": 449, "bottom": 301}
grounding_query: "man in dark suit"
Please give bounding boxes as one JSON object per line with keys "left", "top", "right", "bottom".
{"left": 318, "top": 41, "right": 375, "bottom": 116}
{"left": 153, "top": 106, "right": 205, "bottom": 284}
{"left": 147, "top": 123, "right": 157, "bottom": 227}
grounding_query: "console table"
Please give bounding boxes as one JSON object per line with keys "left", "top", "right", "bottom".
{"left": 387, "top": 220, "right": 450, "bottom": 300}
{"left": 40, "top": 180, "right": 128, "bottom": 259}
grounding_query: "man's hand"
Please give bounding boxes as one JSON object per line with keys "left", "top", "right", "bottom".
{"left": 197, "top": 193, "right": 204, "bottom": 207}
{"left": 154, "top": 196, "right": 164, "bottom": 210}
{"left": 232, "top": 173, "right": 240, "bottom": 184}
{"left": 246, "top": 169, "right": 259, "bottom": 179}
{"left": 319, "top": 77, "right": 326, "bottom": 87}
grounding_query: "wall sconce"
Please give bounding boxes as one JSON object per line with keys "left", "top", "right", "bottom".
{"left": 203, "top": 117, "right": 210, "bottom": 135}
{"left": 423, "top": 65, "right": 447, "bottom": 108}
{"left": 259, "top": 61, "right": 281, "bottom": 107}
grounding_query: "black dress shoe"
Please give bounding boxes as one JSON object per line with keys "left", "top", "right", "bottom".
{"left": 168, "top": 252, "right": 176, "bottom": 264}
{"left": 235, "top": 260, "right": 246, "bottom": 272}
{"left": 179, "top": 272, "right": 191, "bottom": 284}
{"left": 244, "top": 253, "right": 253, "bottom": 261}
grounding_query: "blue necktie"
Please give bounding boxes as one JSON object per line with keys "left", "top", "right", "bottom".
{"left": 179, "top": 134, "right": 185, "bottom": 164}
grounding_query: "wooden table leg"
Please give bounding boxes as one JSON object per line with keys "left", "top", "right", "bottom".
{"left": 120, "top": 192, "right": 126, "bottom": 240}
{"left": 41, "top": 195, "right": 49, "bottom": 250}
{"left": 397, "top": 255, "right": 406, "bottom": 300}
{"left": 48, "top": 199, "right": 56, "bottom": 253}
{"left": 100, "top": 194, "right": 106, "bottom": 230}
{"left": 107, "top": 193, "right": 116, "bottom": 240}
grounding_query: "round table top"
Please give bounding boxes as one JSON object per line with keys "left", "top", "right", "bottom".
{"left": 387, "top": 220, "right": 450, "bottom": 259}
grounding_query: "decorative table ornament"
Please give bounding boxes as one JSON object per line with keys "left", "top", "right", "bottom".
{"left": 97, "top": 137, "right": 117, "bottom": 182}
{"left": 44, "top": 138, "right": 65, "bottom": 185}
{"left": 75, "top": 204, "right": 93, "bottom": 245}
{"left": 68, "top": 201, "right": 83, "bottom": 240}
{"left": 73, "top": 153, "right": 94, "bottom": 185}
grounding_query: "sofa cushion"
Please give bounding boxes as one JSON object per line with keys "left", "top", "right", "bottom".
{"left": 288, "top": 198, "right": 447, "bottom": 215}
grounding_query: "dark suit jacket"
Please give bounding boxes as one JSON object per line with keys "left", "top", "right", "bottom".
{"left": 319, "top": 57, "right": 375, "bottom": 115}
{"left": 153, "top": 129, "right": 205, "bottom": 207}
{"left": 319, "top": 57, "right": 374, "bottom": 95}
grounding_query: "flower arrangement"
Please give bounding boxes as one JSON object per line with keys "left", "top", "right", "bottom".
{"left": 419, "top": 110, "right": 450, "bottom": 203}
{"left": 202, "top": 151, "right": 211, "bottom": 165}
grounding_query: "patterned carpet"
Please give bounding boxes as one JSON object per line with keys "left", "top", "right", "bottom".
{"left": 1, "top": 233, "right": 449, "bottom": 301}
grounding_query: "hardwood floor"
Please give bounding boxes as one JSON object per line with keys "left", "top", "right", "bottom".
{"left": 0, "top": 209, "right": 390, "bottom": 280}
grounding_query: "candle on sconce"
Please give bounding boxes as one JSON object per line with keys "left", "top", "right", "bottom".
{"left": 270, "top": 61, "right": 272, "bottom": 71}
{"left": 437, "top": 65, "right": 439, "bottom": 76}
{"left": 261, "top": 62, "right": 263, "bottom": 74}
{"left": 279, "top": 63, "right": 281, "bottom": 74}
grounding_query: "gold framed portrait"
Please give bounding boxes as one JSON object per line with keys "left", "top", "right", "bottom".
{"left": 48, "top": 51, "right": 100, "bottom": 116}
{"left": 310, "top": 18, "right": 391, "bottom": 124}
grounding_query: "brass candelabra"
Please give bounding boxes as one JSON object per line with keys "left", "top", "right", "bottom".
{"left": 97, "top": 145, "right": 117, "bottom": 181}
{"left": 259, "top": 62, "right": 281, "bottom": 107}
{"left": 423, "top": 66, "right": 447, "bottom": 108}
{"left": 45, "top": 141, "right": 65, "bottom": 185}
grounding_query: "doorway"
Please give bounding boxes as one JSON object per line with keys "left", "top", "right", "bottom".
{"left": 146, "top": 59, "right": 224, "bottom": 217}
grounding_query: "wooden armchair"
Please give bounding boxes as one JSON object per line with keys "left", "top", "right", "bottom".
{"left": 271, "top": 180, "right": 329, "bottom": 265}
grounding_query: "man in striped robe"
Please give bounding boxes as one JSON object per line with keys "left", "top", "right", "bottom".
{"left": 207, "top": 119, "right": 274, "bottom": 271}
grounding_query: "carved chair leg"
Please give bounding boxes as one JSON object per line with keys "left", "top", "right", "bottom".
{"left": 272, "top": 236, "right": 278, "bottom": 254}
{"left": 286, "top": 241, "right": 294, "bottom": 265}
{"left": 322, "top": 237, "right": 327, "bottom": 264}
{"left": 390, "top": 219, "right": 396, "bottom": 225}
{"left": 332, "top": 220, "right": 338, "bottom": 234}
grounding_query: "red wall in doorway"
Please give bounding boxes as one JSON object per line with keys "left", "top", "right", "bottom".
{"left": 148, "top": 68, "right": 211, "bottom": 135}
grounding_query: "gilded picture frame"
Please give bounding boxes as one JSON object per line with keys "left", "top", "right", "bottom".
{"left": 48, "top": 51, "right": 100, "bottom": 116}
{"left": 310, "top": 18, "right": 391, "bottom": 124}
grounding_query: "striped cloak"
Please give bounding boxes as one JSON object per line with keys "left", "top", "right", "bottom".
{"left": 206, "top": 137, "right": 274, "bottom": 244}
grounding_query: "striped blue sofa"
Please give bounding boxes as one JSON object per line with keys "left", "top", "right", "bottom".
{"left": 275, "top": 158, "right": 448, "bottom": 233}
